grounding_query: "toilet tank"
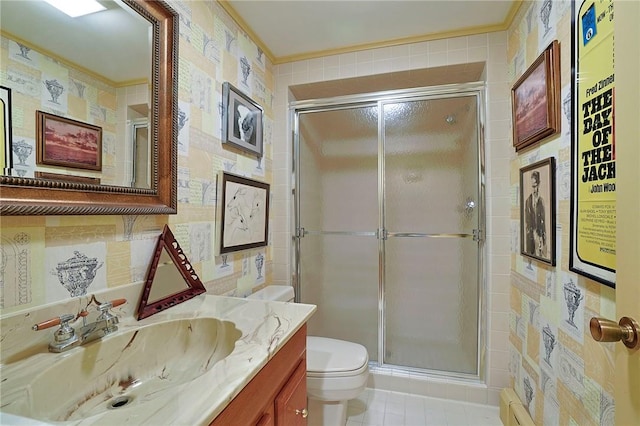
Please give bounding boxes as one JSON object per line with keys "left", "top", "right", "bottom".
{"left": 246, "top": 285, "right": 294, "bottom": 302}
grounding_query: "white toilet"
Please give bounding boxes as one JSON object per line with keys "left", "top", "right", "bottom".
{"left": 247, "top": 285, "right": 369, "bottom": 426}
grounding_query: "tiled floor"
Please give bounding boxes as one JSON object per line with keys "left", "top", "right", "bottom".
{"left": 346, "top": 388, "right": 502, "bottom": 426}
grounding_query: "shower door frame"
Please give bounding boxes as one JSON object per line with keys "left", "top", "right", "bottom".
{"left": 291, "top": 82, "right": 487, "bottom": 381}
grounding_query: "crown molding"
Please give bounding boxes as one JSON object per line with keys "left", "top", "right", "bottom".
{"left": 218, "top": 0, "right": 524, "bottom": 65}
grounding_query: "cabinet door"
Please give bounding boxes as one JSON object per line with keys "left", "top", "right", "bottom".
{"left": 274, "top": 359, "right": 307, "bottom": 426}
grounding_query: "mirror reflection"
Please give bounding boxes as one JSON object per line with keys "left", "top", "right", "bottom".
{"left": 137, "top": 225, "right": 207, "bottom": 320}
{"left": 147, "top": 248, "right": 190, "bottom": 303}
{"left": 1, "top": 0, "right": 152, "bottom": 188}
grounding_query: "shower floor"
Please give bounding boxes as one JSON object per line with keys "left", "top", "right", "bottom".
{"left": 381, "top": 337, "right": 477, "bottom": 376}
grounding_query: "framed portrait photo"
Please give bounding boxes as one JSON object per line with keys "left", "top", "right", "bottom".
{"left": 221, "top": 82, "right": 263, "bottom": 157}
{"left": 511, "top": 40, "right": 560, "bottom": 152}
{"left": 218, "top": 171, "right": 269, "bottom": 254}
{"left": 36, "top": 111, "right": 102, "bottom": 171}
{"left": 520, "top": 157, "right": 556, "bottom": 266}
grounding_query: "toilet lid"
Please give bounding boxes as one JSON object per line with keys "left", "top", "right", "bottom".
{"left": 306, "top": 336, "right": 369, "bottom": 375}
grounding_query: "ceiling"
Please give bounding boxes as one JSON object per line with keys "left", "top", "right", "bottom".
{"left": 223, "top": 0, "right": 518, "bottom": 63}
{"left": 1, "top": 0, "right": 151, "bottom": 84}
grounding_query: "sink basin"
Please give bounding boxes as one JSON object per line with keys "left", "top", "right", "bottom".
{"left": 19, "top": 318, "right": 241, "bottom": 422}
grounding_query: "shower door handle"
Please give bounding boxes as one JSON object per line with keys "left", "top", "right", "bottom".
{"left": 387, "top": 232, "right": 475, "bottom": 239}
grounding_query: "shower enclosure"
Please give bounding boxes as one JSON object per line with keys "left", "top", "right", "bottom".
{"left": 292, "top": 83, "right": 485, "bottom": 378}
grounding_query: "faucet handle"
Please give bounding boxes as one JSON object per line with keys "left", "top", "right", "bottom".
{"left": 109, "top": 298, "right": 127, "bottom": 308}
{"left": 98, "top": 298, "right": 127, "bottom": 311}
{"left": 32, "top": 313, "right": 76, "bottom": 331}
{"left": 96, "top": 298, "right": 126, "bottom": 333}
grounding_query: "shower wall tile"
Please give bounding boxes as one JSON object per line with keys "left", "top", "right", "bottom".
{"left": 357, "top": 61, "right": 374, "bottom": 77}
{"left": 409, "top": 41, "right": 429, "bottom": 55}
{"left": 488, "top": 99, "right": 511, "bottom": 121}
{"left": 491, "top": 312, "right": 510, "bottom": 333}
{"left": 308, "top": 68, "right": 324, "bottom": 83}
{"left": 448, "top": 36, "right": 468, "bottom": 51}
{"left": 277, "top": 62, "right": 292, "bottom": 76}
{"left": 446, "top": 382, "right": 469, "bottom": 401}
{"left": 490, "top": 292, "right": 509, "bottom": 312}
{"left": 491, "top": 274, "right": 510, "bottom": 295}
{"left": 410, "top": 54, "right": 428, "bottom": 69}
{"left": 339, "top": 64, "right": 357, "bottom": 79}
{"left": 339, "top": 52, "right": 357, "bottom": 66}
{"left": 428, "top": 52, "right": 448, "bottom": 67}
{"left": 447, "top": 49, "right": 468, "bottom": 65}
{"left": 292, "top": 60, "right": 309, "bottom": 74}
{"left": 357, "top": 50, "right": 374, "bottom": 62}
{"left": 468, "top": 33, "right": 489, "bottom": 48}
{"left": 488, "top": 31, "right": 507, "bottom": 44}
{"left": 392, "top": 44, "right": 411, "bottom": 57}
{"left": 373, "top": 60, "right": 393, "bottom": 75}
{"left": 391, "top": 56, "right": 411, "bottom": 72}
{"left": 292, "top": 71, "right": 308, "bottom": 85}
{"left": 490, "top": 255, "right": 511, "bottom": 276}
{"left": 324, "top": 67, "right": 340, "bottom": 81}
{"left": 467, "top": 385, "right": 490, "bottom": 405}
{"left": 308, "top": 57, "right": 324, "bottom": 72}
{"left": 429, "top": 38, "right": 448, "bottom": 53}
{"left": 468, "top": 46, "right": 489, "bottom": 62}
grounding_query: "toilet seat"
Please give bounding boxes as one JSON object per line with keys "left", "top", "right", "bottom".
{"left": 307, "top": 336, "right": 369, "bottom": 378}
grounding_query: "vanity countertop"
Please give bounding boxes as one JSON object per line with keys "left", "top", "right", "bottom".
{"left": 0, "top": 294, "right": 316, "bottom": 425}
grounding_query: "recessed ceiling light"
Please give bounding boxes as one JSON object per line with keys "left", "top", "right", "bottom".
{"left": 43, "top": 0, "right": 106, "bottom": 18}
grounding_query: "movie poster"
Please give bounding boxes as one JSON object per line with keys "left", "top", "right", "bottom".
{"left": 570, "top": 0, "right": 616, "bottom": 287}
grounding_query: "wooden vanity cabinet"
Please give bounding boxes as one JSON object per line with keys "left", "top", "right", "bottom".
{"left": 209, "top": 324, "right": 308, "bottom": 426}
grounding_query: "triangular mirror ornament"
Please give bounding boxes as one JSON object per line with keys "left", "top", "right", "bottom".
{"left": 137, "top": 225, "right": 207, "bottom": 320}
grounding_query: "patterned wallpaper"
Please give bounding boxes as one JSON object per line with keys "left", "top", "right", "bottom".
{"left": 0, "top": 1, "right": 275, "bottom": 314}
{"left": 507, "top": 1, "right": 616, "bottom": 425}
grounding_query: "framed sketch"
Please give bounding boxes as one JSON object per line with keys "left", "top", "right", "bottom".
{"left": 1, "top": 86, "right": 12, "bottom": 173}
{"left": 218, "top": 171, "right": 269, "bottom": 254}
{"left": 221, "top": 82, "right": 263, "bottom": 157}
{"left": 36, "top": 111, "right": 102, "bottom": 171}
{"left": 520, "top": 157, "right": 556, "bottom": 266}
{"left": 511, "top": 40, "right": 560, "bottom": 152}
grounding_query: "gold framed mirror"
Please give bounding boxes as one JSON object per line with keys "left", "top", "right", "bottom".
{"left": 137, "top": 225, "right": 207, "bottom": 320}
{"left": 0, "top": 0, "right": 178, "bottom": 215}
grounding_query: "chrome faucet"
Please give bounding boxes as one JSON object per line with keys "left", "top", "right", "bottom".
{"left": 32, "top": 298, "right": 126, "bottom": 353}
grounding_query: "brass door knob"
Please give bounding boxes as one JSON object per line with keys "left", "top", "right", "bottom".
{"left": 590, "top": 316, "right": 640, "bottom": 349}
{"left": 295, "top": 408, "right": 308, "bottom": 418}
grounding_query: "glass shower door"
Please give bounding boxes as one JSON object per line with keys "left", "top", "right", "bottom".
{"left": 296, "top": 105, "right": 380, "bottom": 360}
{"left": 382, "top": 96, "right": 480, "bottom": 375}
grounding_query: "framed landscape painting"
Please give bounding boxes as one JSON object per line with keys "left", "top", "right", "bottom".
{"left": 36, "top": 111, "right": 102, "bottom": 171}
{"left": 511, "top": 40, "right": 560, "bottom": 152}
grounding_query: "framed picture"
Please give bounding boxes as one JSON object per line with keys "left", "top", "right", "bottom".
{"left": 511, "top": 40, "right": 560, "bottom": 152}
{"left": 221, "top": 82, "right": 263, "bottom": 157}
{"left": 520, "top": 157, "right": 556, "bottom": 266}
{"left": 1, "top": 86, "right": 12, "bottom": 173}
{"left": 36, "top": 111, "right": 102, "bottom": 171}
{"left": 218, "top": 171, "right": 269, "bottom": 254}
{"left": 568, "top": 0, "right": 616, "bottom": 288}
{"left": 35, "top": 171, "right": 101, "bottom": 185}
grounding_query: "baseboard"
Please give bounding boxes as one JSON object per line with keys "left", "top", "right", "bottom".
{"left": 499, "top": 388, "right": 535, "bottom": 426}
